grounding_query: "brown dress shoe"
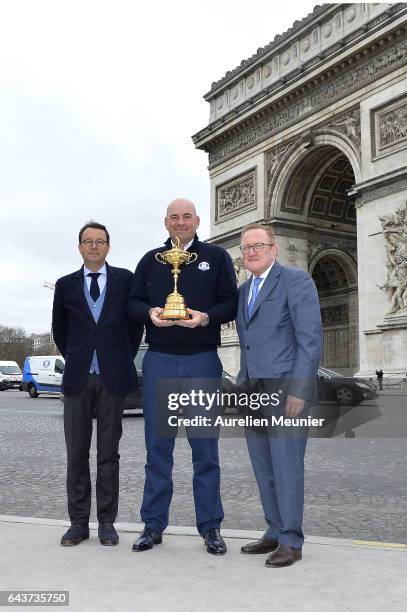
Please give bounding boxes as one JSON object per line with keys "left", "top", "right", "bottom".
{"left": 265, "top": 544, "right": 302, "bottom": 567}
{"left": 241, "top": 537, "right": 278, "bottom": 554}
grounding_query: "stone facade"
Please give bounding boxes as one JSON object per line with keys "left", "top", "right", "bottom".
{"left": 193, "top": 3, "right": 407, "bottom": 377}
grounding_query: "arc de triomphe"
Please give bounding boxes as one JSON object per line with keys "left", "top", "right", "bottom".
{"left": 192, "top": 3, "right": 407, "bottom": 378}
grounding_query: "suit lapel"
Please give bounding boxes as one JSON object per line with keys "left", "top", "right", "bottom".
{"left": 249, "top": 261, "right": 282, "bottom": 320}
{"left": 73, "top": 266, "right": 95, "bottom": 324}
{"left": 98, "top": 262, "right": 115, "bottom": 326}
{"left": 240, "top": 279, "right": 251, "bottom": 323}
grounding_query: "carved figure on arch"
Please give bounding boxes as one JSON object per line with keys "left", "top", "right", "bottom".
{"left": 233, "top": 256, "right": 248, "bottom": 286}
{"left": 379, "top": 202, "right": 407, "bottom": 314}
{"left": 331, "top": 109, "right": 361, "bottom": 143}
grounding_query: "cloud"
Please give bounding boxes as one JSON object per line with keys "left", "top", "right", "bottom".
{"left": 0, "top": 0, "right": 317, "bottom": 330}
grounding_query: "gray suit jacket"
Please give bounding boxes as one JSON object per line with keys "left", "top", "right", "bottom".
{"left": 236, "top": 261, "right": 322, "bottom": 401}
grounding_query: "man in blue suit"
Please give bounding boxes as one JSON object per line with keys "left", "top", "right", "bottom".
{"left": 236, "top": 223, "right": 322, "bottom": 567}
{"left": 52, "top": 221, "right": 143, "bottom": 548}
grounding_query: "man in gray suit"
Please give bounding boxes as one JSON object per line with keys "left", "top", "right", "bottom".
{"left": 236, "top": 223, "right": 322, "bottom": 567}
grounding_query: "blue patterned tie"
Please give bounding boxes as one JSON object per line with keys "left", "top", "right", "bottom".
{"left": 247, "top": 277, "right": 262, "bottom": 319}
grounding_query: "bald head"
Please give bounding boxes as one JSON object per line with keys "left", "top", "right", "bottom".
{"left": 165, "top": 198, "right": 200, "bottom": 248}
{"left": 166, "top": 198, "right": 197, "bottom": 217}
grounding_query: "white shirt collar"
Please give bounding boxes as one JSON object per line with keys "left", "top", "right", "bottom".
{"left": 252, "top": 260, "right": 275, "bottom": 283}
{"left": 83, "top": 263, "right": 107, "bottom": 277}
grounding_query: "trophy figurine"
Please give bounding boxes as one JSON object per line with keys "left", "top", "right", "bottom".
{"left": 155, "top": 237, "right": 198, "bottom": 319}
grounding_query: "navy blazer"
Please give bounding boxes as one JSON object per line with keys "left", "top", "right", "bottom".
{"left": 52, "top": 263, "right": 143, "bottom": 397}
{"left": 236, "top": 261, "right": 322, "bottom": 401}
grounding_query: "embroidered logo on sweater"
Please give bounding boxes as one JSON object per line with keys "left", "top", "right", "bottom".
{"left": 198, "top": 261, "right": 210, "bottom": 271}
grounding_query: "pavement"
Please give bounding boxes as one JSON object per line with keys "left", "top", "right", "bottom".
{"left": 1, "top": 515, "right": 406, "bottom": 612}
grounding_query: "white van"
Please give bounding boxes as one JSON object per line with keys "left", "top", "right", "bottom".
{"left": 0, "top": 361, "right": 23, "bottom": 391}
{"left": 22, "top": 355, "right": 65, "bottom": 398}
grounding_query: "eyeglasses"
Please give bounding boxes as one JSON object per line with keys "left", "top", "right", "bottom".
{"left": 81, "top": 239, "right": 108, "bottom": 247}
{"left": 240, "top": 242, "right": 275, "bottom": 254}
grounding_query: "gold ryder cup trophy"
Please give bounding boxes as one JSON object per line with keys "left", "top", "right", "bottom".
{"left": 155, "top": 237, "right": 198, "bottom": 319}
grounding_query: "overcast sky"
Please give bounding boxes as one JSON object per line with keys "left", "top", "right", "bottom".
{"left": 1, "top": 0, "right": 321, "bottom": 332}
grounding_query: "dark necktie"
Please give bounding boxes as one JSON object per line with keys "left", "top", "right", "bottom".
{"left": 88, "top": 272, "right": 101, "bottom": 302}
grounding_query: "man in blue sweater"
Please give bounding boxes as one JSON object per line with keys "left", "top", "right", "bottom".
{"left": 128, "top": 198, "right": 238, "bottom": 555}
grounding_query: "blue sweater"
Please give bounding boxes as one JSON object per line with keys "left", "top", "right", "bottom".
{"left": 128, "top": 236, "right": 238, "bottom": 354}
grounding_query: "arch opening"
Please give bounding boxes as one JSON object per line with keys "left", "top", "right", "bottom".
{"left": 273, "top": 143, "right": 359, "bottom": 375}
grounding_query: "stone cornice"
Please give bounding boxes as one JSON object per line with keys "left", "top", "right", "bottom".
{"left": 352, "top": 167, "right": 407, "bottom": 206}
{"left": 193, "top": 5, "right": 407, "bottom": 158}
{"left": 199, "top": 3, "right": 406, "bottom": 127}
{"left": 350, "top": 166, "right": 407, "bottom": 193}
{"left": 207, "top": 218, "right": 357, "bottom": 247}
{"left": 206, "top": 4, "right": 330, "bottom": 97}
{"left": 194, "top": 27, "right": 407, "bottom": 169}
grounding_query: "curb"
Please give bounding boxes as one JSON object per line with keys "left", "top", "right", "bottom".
{"left": 1, "top": 515, "right": 406, "bottom": 551}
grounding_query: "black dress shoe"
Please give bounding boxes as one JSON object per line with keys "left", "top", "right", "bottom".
{"left": 132, "top": 527, "right": 162, "bottom": 552}
{"left": 241, "top": 537, "right": 278, "bottom": 554}
{"left": 60, "top": 524, "right": 89, "bottom": 547}
{"left": 98, "top": 523, "right": 119, "bottom": 546}
{"left": 265, "top": 544, "right": 302, "bottom": 567}
{"left": 204, "top": 528, "right": 227, "bottom": 555}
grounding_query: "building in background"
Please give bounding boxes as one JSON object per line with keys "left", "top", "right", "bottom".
{"left": 193, "top": 3, "right": 407, "bottom": 376}
{"left": 31, "top": 331, "right": 58, "bottom": 355}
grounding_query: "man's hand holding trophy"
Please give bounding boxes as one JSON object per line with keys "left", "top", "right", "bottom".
{"left": 150, "top": 237, "right": 208, "bottom": 328}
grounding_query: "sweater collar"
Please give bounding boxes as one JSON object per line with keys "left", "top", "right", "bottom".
{"left": 164, "top": 234, "right": 199, "bottom": 250}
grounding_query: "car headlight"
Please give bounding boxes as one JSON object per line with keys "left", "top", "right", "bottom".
{"left": 355, "top": 382, "right": 371, "bottom": 390}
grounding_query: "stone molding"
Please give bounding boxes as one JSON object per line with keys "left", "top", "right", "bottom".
{"left": 201, "top": 35, "right": 407, "bottom": 168}
{"left": 208, "top": 4, "right": 328, "bottom": 95}
{"left": 265, "top": 119, "right": 361, "bottom": 218}
{"left": 377, "top": 314, "right": 407, "bottom": 329}
{"left": 354, "top": 171, "right": 407, "bottom": 206}
{"left": 206, "top": 3, "right": 405, "bottom": 123}
{"left": 215, "top": 169, "right": 256, "bottom": 223}
{"left": 308, "top": 241, "right": 358, "bottom": 265}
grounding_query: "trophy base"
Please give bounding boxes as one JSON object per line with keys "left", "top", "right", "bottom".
{"left": 159, "top": 292, "right": 190, "bottom": 320}
{"left": 160, "top": 311, "right": 190, "bottom": 320}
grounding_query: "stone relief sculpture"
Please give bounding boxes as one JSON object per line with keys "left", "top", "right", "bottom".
{"left": 217, "top": 172, "right": 255, "bottom": 219}
{"left": 208, "top": 39, "right": 407, "bottom": 167}
{"left": 233, "top": 256, "right": 248, "bottom": 286}
{"left": 321, "top": 305, "right": 349, "bottom": 325}
{"left": 287, "top": 242, "right": 298, "bottom": 266}
{"left": 330, "top": 109, "right": 361, "bottom": 144}
{"left": 379, "top": 102, "right": 407, "bottom": 148}
{"left": 266, "top": 144, "right": 291, "bottom": 184}
{"left": 379, "top": 202, "right": 407, "bottom": 314}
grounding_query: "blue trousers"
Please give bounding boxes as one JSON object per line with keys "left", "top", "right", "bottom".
{"left": 140, "top": 350, "right": 224, "bottom": 536}
{"left": 245, "top": 429, "right": 308, "bottom": 549}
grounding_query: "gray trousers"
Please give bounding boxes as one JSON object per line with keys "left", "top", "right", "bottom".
{"left": 64, "top": 374, "right": 124, "bottom": 524}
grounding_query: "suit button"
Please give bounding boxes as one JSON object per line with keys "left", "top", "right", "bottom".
{"left": 245, "top": 324, "right": 250, "bottom": 330}
{"left": 246, "top": 345, "right": 250, "bottom": 350}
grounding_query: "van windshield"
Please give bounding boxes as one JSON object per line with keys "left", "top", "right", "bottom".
{"left": 0, "top": 365, "right": 22, "bottom": 374}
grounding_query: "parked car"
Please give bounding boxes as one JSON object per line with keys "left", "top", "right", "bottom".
{"left": 317, "top": 367, "right": 378, "bottom": 406}
{"left": 0, "top": 361, "right": 23, "bottom": 391}
{"left": 58, "top": 343, "right": 237, "bottom": 415}
{"left": 22, "top": 355, "right": 65, "bottom": 398}
{"left": 58, "top": 353, "right": 143, "bottom": 414}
